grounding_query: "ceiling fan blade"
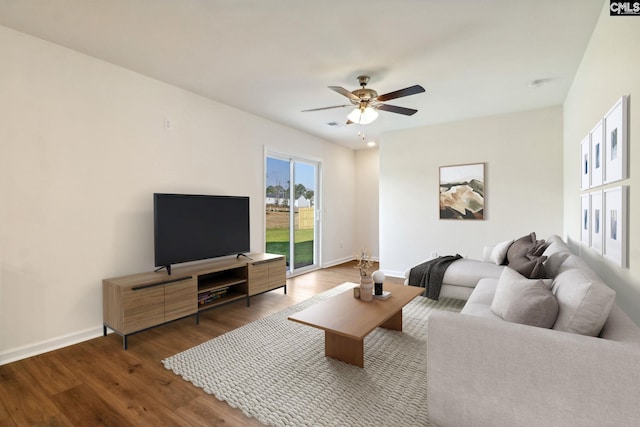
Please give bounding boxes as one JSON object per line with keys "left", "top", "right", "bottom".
{"left": 301, "top": 105, "right": 351, "bottom": 112}
{"left": 328, "top": 86, "right": 360, "bottom": 101}
{"left": 377, "top": 103, "right": 418, "bottom": 116}
{"left": 376, "top": 85, "right": 425, "bottom": 102}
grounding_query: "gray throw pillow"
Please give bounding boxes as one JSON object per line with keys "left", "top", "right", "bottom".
{"left": 504, "top": 282, "right": 559, "bottom": 328}
{"left": 509, "top": 255, "right": 547, "bottom": 279}
{"left": 528, "top": 239, "right": 550, "bottom": 257}
{"left": 506, "top": 232, "right": 536, "bottom": 262}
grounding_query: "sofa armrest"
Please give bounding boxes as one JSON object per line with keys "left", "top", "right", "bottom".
{"left": 427, "top": 311, "right": 640, "bottom": 427}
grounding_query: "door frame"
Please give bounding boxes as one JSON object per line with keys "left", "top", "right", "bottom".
{"left": 264, "top": 149, "right": 321, "bottom": 276}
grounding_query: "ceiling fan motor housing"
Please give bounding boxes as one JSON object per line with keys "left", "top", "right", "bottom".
{"left": 352, "top": 75, "right": 376, "bottom": 103}
{"left": 352, "top": 88, "right": 378, "bottom": 102}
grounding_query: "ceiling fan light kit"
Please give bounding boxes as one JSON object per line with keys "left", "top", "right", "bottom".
{"left": 347, "top": 106, "right": 379, "bottom": 124}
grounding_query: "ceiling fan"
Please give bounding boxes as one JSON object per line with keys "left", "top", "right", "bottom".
{"left": 302, "top": 75, "right": 425, "bottom": 124}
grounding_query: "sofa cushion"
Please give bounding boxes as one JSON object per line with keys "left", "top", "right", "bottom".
{"left": 489, "top": 239, "right": 513, "bottom": 265}
{"left": 544, "top": 251, "right": 570, "bottom": 278}
{"left": 441, "top": 258, "right": 505, "bottom": 288}
{"left": 490, "top": 267, "right": 547, "bottom": 318}
{"left": 599, "top": 304, "right": 640, "bottom": 342}
{"left": 545, "top": 234, "right": 564, "bottom": 245}
{"left": 460, "top": 278, "right": 502, "bottom": 319}
{"left": 552, "top": 256, "right": 616, "bottom": 336}
{"left": 543, "top": 236, "right": 570, "bottom": 257}
{"left": 503, "top": 281, "right": 559, "bottom": 328}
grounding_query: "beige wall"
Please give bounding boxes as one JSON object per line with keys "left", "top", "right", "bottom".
{"left": 563, "top": 5, "right": 640, "bottom": 325}
{"left": 354, "top": 148, "right": 380, "bottom": 260}
{"left": 379, "top": 106, "right": 564, "bottom": 277}
{"left": 0, "top": 25, "right": 356, "bottom": 362}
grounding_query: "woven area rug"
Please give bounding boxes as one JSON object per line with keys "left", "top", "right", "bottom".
{"left": 163, "top": 282, "right": 464, "bottom": 427}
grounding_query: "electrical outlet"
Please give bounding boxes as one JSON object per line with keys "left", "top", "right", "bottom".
{"left": 430, "top": 251, "right": 438, "bottom": 258}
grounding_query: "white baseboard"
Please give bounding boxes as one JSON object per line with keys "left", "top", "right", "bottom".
{"left": 0, "top": 325, "right": 104, "bottom": 366}
{"left": 322, "top": 255, "right": 380, "bottom": 269}
{"left": 322, "top": 256, "right": 354, "bottom": 268}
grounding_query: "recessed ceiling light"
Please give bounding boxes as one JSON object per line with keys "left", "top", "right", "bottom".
{"left": 367, "top": 141, "right": 377, "bottom": 147}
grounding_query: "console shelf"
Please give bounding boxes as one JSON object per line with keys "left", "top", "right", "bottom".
{"left": 198, "top": 277, "right": 246, "bottom": 292}
{"left": 199, "top": 291, "right": 246, "bottom": 310}
{"left": 103, "top": 253, "right": 286, "bottom": 349}
{"left": 196, "top": 265, "right": 249, "bottom": 313}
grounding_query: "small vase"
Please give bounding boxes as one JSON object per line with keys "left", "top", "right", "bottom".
{"left": 359, "top": 275, "right": 373, "bottom": 301}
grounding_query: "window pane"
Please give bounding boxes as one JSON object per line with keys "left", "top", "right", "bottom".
{"left": 293, "top": 161, "right": 315, "bottom": 269}
{"left": 265, "top": 157, "right": 291, "bottom": 267}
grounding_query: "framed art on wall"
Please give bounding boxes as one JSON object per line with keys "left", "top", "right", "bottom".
{"left": 603, "top": 186, "right": 628, "bottom": 268}
{"left": 581, "top": 194, "right": 590, "bottom": 246}
{"left": 603, "top": 95, "right": 628, "bottom": 184}
{"left": 590, "top": 190, "right": 603, "bottom": 255}
{"left": 580, "top": 135, "right": 590, "bottom": 190}
{"left": 590, "top": 120, "right": 604, "bottom": 187}
{"left": 439, "top": 163, "right": 485, "bottom": 220}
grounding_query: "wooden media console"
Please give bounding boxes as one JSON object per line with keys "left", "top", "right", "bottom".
{"left": 103, "top": 253, "right": 286, "bottom": 349}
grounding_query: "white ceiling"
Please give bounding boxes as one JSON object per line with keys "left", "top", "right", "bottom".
{"left": 0, "top": 0, "right": 604, "bottom": 150}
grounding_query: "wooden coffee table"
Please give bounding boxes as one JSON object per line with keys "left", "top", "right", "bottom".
{"left": 288, "top": 282, "right": 424, "bottom": 367}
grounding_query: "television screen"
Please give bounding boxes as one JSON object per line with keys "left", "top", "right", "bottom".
{"left": 154, "top": 193, "right": 250, "bottom": 272}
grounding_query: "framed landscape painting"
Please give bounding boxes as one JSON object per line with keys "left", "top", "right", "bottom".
{"left": 604, "top": 96, "right": 628, "bottom": 183}
{"left": 603, "top": 186, "right": 628, "bottom": 268}
{"left": 439, "top": 163, "right": 485, "bottom": 220}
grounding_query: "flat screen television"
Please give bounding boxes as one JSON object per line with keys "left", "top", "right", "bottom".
{"left": 154, "top": 193, "right": 250, "bottom": 274}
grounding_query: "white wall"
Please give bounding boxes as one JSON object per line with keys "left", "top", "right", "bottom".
{"left": 354, "top": 148, "right": 380, "bottom": 260}
{"left": 563, "top": 4, "right": 640, "bottom": 325}
{"left": 0, "top": 25, "right": 355, "bottom": 362}
{"left": 380, "top": 106, "right": 564, "bottom": 277}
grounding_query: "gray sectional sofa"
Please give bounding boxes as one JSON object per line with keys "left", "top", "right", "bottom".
{"left": 406, "top": 234, "right": 640, "bottom": 426}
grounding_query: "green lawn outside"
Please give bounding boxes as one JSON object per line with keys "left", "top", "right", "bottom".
{"left": 266, "top": 228, "right": 314, "bottom": 243}
{"left": 266, "top": 228, "right": 314, "bottom": 268}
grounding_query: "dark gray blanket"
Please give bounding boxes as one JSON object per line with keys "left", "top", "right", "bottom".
{"left": 408, "top": 255, "right": 462, "bottom": 300}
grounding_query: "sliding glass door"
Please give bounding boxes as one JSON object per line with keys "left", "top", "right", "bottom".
{"left": 265, "top": 154, "right": 319, "bottom": 275}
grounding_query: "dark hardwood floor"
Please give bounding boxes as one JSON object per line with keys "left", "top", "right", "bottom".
{"left": 0, "top": 261, "right": 404, "bottom": 426}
